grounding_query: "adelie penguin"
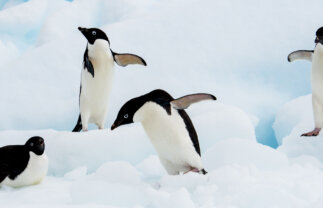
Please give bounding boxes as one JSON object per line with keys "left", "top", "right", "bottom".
{"left": 73, "top": 27, "right": 147, "bottom": 132}
{"left": 288, "top": 27, "right": 323, "bottom": 137}
{"left": 111, "top": 89, "right": 216, "bottom": 175}
{"left": 0, "top": 136, "right": 48, "bottom": 188}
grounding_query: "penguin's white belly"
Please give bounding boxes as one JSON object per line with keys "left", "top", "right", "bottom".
{"left": 312, "top": 53, "right": 323, "bottom": 100}
{"left": 2, "top": 152, "right": 48, "bottom": 187}
{"left": 80, "top": 63, "right": 114, "bottom": 124}
{"left": 139, "top": 103, "right": 203, "bottom": 174}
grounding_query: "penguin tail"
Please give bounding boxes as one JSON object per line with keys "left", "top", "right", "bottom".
{"left": 72, "top": 115, "right": 82, "bottom": 132}
{"left": 201, "top": 169, "right": 208, "bottom": 175}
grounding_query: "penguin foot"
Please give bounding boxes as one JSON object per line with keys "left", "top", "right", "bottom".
{"left": 183, "top": 168, "right": 199, "bottom": 174}
{"left": 83, "top": 129, "right": 88, "bottom": 132}
{"left": 301, "top": 128, "right": 321, "bottom": 137}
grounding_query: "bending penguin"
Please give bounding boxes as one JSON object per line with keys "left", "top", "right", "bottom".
{"left": 111, "top": 89, "right": 216, "bottom": 175}
{"left": 73, "top": 27, "right": 147, "bottom": 132}
{"left": 288, "top": 27, "right": 323, "bottom": 136}
{"left": 0, "top": 136, "right": 48, "bottom": 187}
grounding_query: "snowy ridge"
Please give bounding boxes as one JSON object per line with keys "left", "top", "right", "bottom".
{"left": 1, "top": 98, "right": 323, "bottom": 207}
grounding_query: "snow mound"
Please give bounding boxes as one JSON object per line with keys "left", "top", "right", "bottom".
{"left": 273, "top": 95, "right": 313, "bottom": 145}
{"left": 0, "top": 101, "right": 256, "bottom": 176}
{"left": 274, "top": 94, "right": 323, "bottom": 164}
{"left": 2, "top": 138, "right": 323, "bottom": 207}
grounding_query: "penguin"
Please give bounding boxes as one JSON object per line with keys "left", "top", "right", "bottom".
{"left": 0, "top": 136, "right": 48, "bottom": 187}
{"left": 288, "top": 26, "right": 323, "bottom": 136}
{"left": 72, "top": 27, "right": 147, "bottom": 132}
{"left": 111, "top": 89, "right": 216, "bottom": 175}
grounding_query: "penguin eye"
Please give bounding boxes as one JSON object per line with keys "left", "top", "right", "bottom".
{"left": 30, "top": 142, "right": 34, "bottom": 147}
{"left": 92, "top": 31, "right": 96, "bottom": 36}
{"left": 124, "top": 114, "right": 129, "bottom": 119}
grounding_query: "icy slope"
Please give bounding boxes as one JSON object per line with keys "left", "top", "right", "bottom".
{"left": 0, "top": 102, "right": 256, "bottom": 176}
{"left": 274, "top": 95, "right": 323, "bottom": 166}
{"left": 1, "top": 100, "right": 323, "bottom": 207}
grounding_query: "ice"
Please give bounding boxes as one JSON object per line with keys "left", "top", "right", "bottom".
{"left": 2, "top": 0, "right": 323, "bottom": 207}
{"left": 0, "top": 101, "right": 256, "bottom": 176}
{"left": 203, "top": 138, "right": 289, "bottom": 171}
{"left": 274, "top": 95, "right": 323, "bottom": 165}
{"left": 273, "top": 95, "right": 313, "bottom": 146}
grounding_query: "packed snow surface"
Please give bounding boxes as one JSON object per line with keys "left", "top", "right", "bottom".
{"left": 1, "top": 0, "right": 323, "bottom": 207}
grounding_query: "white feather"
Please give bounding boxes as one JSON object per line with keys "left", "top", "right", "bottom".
{"left": 80, "top": 39, "right": 115, "bottom": 130}
{"left": 133, "top": 102, "right": 203, "bottom": 175}
{"left": 2, "top": 152, "right": 48, "bottom": 188}
{"left": 311, "top": 44, "right": 323, "bottom": 128}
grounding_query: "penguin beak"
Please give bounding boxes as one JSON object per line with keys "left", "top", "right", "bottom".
{"left": 111, "top": 123, "right": 117, "bottom": 130}
{"left": 315, "top": 37, "right": 319, "bottom": 44}
{"left": 78, "top": 27, "right": 87, "bottom": 32}
{"left": 78, "top": 27, "right": 89, "bottom": 37}
{"left": 111, "top": 120, "right": 122, "bottom": 130}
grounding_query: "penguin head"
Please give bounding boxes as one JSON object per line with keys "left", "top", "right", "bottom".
{"left": 111, "top": 99, "right": 141, "bottom": 130}
{"left": 25, "top": 136, "right": 45, "bottom": 155}
{"left": 78, "top": 27, "right": 110, "bottom": 45}
{"left": 111, "top": 90, "right": 173, "bottom": 130}
{"left": 315, "top": 27, "right": 323, "bottom": 45}
{"left": 111, "top": 97, "right": 147, "bottom": 130}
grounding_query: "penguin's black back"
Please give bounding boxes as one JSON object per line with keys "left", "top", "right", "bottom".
{"left": 0, "top": 145, "right": 30, "bottom": 182}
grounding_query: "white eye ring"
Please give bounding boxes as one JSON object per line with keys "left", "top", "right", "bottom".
{"left": 92, "top": 31, "right": 96, "bottom": 35}
{"left": 124, "top": 114, "right": 129, "bottom": 119}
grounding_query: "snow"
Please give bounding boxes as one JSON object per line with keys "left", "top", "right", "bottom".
{"left": 2, "top": 128, "right": 323, "bottom": 207}
{"left": 275, "top": 95, "right": 323, "bottom": 165}
{"left": 2, "top": 0, "right": 323, "bottom": 207}
{"left": 1, "top": 98, "right": 323, "bottom": 207}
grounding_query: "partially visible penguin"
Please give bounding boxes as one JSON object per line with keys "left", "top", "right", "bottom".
{"left": 73, "top": 27, "right": 147, "bottom": 132}
{"left": 111, "top": 89, "right": 216, "bottom": 175}
{"left": 288, "top": 27, "right": 323, "bottom": 136}
{"left": 0, "top": 136, "right": 48, "bottom": 187}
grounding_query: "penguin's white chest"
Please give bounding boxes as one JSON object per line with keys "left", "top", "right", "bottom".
{"left": 311, "top": 46, "right": 323, "bottom": 100}
{"left": 2, "top": 152, "right": 48, "bottom": 187}
{"left": 80, "top": 41, "right": 115, "bottom": 124}
{"left": 134, "top": 102, "right": 203, "bottom": 173}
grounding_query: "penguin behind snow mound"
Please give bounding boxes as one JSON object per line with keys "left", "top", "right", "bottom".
{"left": 111, "top": 89, "right": 216, "bottom": 175}
{"left": 0, "top": 136, "right": 48, "bottom": 188}
{"left": 72, "top": 27, "right": 147, "bottom": 132}
{"left": 288, "top": 27, "right": 323, "bottom": 136}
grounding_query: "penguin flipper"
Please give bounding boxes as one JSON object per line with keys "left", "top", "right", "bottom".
{"left": 83, "top": 48, "right": 95, "bottom": 77}
{"left": 171, "top": 93, "right": 216, "bottom": 110}
{"left": 112, "top": 51, "right": 147, "bottom": 67}
{"left": 287, "top": 50, "right": 313, "bottom": 62}
{"left": 72, "top": 115, "right": 82, "bottom": 132}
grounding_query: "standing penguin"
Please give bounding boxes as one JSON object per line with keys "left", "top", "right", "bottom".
{"left": 0, "top": 136, "right": 48, "bottom": 187}
{"left": 288, "top": 27, "right": 323, "bottom": 136}
{"left": 111, "top": 89, "right": 216, "bottom": 175}
{"left": 73, "top": 27, "right": 147, "bottom": 132}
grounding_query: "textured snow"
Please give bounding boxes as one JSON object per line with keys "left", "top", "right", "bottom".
{"left": 275, "top": 95, "right": 323, "bottom": 166}
{"left": 2, "top": 0, "right": 323, "bottom": 207}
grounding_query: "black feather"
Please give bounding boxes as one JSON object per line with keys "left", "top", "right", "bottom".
{"left": 0, "top": 145, "right": 30, "bottom": 182}
{"left": 83, "top": 47, "right": 94, "bottom": 77}
{"left": 72, "top": 114, "right": 82, "bottom": 132}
